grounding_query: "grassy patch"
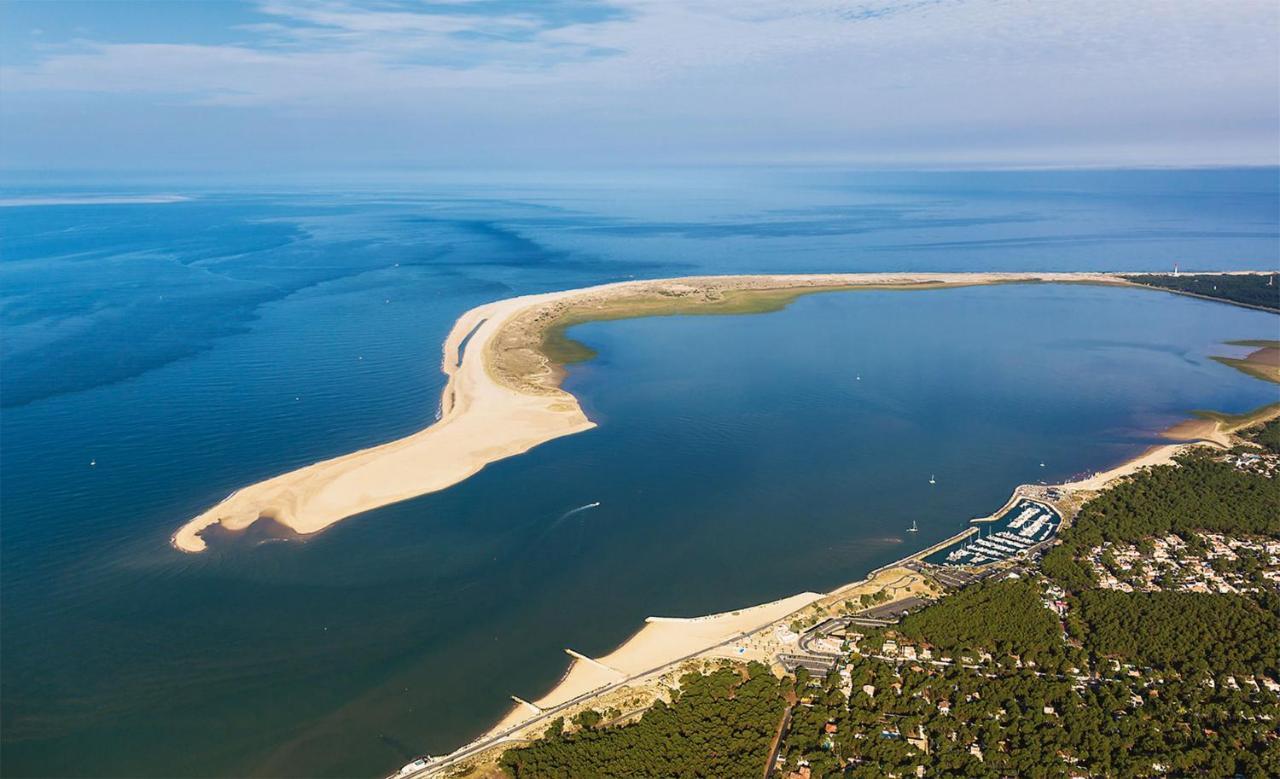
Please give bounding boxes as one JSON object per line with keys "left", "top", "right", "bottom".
{"left": 1209, "top": 356, "right": 1280, "bottom": 385}
{"left": 1192, "top": 401, "right": 1280, "bottom": 428}
{"left": 540, "top": 282, "right": 954, "bottom": 368}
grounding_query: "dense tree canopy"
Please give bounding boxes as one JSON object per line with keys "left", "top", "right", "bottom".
{"left": 1076, "top": 589, "right": 1280, "bottom": 676}
{"left": 1252, "top": 418, "right": 1280, "bottom": 455}
{"left": 500, "top": 663, "right": 788, "bottom": 778}
{"left": 499, "top": 432, "right": 1280, "bottom": 778}
{"left": 1042, "top": 451, "right": 1280, "bottom": 592}
{"left": 897, "top": 578, "right": 1061, "bottom": 662}
{"left": 781, "top": 653, "right": 1280, "bottom": 779}
{"left": 1123, "top": 273, "right": 1280, "bottom": 311}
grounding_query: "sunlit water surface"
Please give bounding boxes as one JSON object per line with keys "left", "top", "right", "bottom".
{"left": 2, "top": 169, "right": 1278, "bottom": 777}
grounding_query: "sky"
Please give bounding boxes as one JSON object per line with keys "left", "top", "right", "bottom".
{"left": 1, "top": 0, "right": 1278, "bottom": 175}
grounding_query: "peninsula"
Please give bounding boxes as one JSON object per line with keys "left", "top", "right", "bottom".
{"left": 172, "top": 271, "right": 1270, "bottom": 553}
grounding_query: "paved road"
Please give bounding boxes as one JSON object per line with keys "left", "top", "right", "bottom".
{"left": 399, "top": 614, "right": 806, "bottom": 777}
{"left": 858, "top": 595, "right": 930, "bottom": 622}
{"left": 761, "top": 704, "right": 795, "bottom": 779}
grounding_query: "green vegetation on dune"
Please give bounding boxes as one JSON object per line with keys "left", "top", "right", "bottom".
{"left": 1251, "top": 417, "right": 1280, "bottom": 455}
{"left": 1075, "top": 590, "right": 1280, "bottom": 675}
{"left": 540, "top": 281, "right": 968, "bottom": 368}
{"left": 1123, "top": 273, "right": 1280, "bottom": 311}
{"left": 896, "top": 578, "right": 1061, "bottom": 662}
{"left": 541, "top": 285, "right": 862, "bottom": 366}
{"left": 1192, "top": 401, "right": 1280, "bottom": 427}
{"left": 517, "top": 276, "right": 1277, "bottom": 392}
{"left": 541, "top": 292, "right": 795, "bottom": 364}
{"left": 499, "top": 663, "right": 789, "bottom": 778}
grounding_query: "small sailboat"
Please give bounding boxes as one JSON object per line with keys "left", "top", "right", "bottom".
{"left": 1039, "top": 461, "right": 1045, "bottom": 468}
{"left": 929, "top": 474, "right": 936, "bottom": 485}
{"left": 907, "top": 520, "right": 919, "bottom": 533}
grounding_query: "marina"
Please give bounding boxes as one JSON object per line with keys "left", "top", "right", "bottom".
{"left": 924, "top": 498, "right": 1063, "bottom": 568}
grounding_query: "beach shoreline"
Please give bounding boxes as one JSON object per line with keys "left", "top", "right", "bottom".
{"left": 409, "top": 398, "right": 1280, "bottom": 777}
{"left": 176, "top": 270, "right": 1224, "bottom": 553}
{"left": 172, "top": 272, "right": 1274, "bottom": 553}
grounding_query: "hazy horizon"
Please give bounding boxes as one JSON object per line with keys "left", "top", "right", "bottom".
{"left": 3, "top": 0, "right": 1277, "bottom": 175}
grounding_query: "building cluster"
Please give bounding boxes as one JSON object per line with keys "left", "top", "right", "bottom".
{"left": 780, "top": 635, "right": 1280, "bottom": 779}
{"left": 776, "top": 647, "right": 1062, "bottom": 778}
{"left": 1216, "top": 449, "right": 1280, "bottom": 478}
{"left": 770, "top": 572, "right": 1280, "bottom": 779}
{"left": 1086, "top": 533, "right": 1280, "bottom": 595}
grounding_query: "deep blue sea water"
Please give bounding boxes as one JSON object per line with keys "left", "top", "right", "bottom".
{"left": 2, "top": 169, "right": 1278, "bottom": 777}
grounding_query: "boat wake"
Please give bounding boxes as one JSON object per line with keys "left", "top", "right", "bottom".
{"left": 533, "top": 503, "right": 604, "bottom": 548}
{"left": 556, "top": 502, "right": 601, "bottom": 524}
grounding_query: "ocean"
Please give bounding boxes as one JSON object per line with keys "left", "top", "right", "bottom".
{"left": 2, "top": 168, "right": 1278, "bottom": 777}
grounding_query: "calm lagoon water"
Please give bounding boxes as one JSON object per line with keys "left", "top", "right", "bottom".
{"left": 2, "top": 170, "right": 1278, "bottom": 777}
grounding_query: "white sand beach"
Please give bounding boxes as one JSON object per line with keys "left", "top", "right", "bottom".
{"left": 485, "top": 591, "right": 823, "bottom": 736}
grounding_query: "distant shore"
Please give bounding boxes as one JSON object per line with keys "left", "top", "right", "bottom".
{"left": 172, "top": 271, "right": 1269, "bottom": 553}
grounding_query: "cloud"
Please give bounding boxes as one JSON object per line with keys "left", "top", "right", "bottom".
{"left": 1, "top": 0, "right": 1276, "bottom": 169}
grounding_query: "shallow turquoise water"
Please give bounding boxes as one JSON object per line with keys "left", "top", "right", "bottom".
{"left": 2, "top": 170, "right": 1278, "bottom": 777}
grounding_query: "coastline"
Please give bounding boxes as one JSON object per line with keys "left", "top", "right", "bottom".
{"left": 410, "top": 399, "right": 1280, "bottom": 777}
{"left": 172, "top": 290, "right": 597, "bottom": 552}
{"left": 174, "top": 270, "right": 1169, "bottom": 553}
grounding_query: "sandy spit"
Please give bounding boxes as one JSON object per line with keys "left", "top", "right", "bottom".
{"left": 174, "top": 271, "right": 1157, "bottom": 553}
{"left": 171, "top": 289, "right": 596, "bottom": 552}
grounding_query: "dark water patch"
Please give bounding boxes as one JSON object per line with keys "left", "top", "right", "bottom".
{"left": 0, "top": 204, "right": 571, "bottom": 408}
